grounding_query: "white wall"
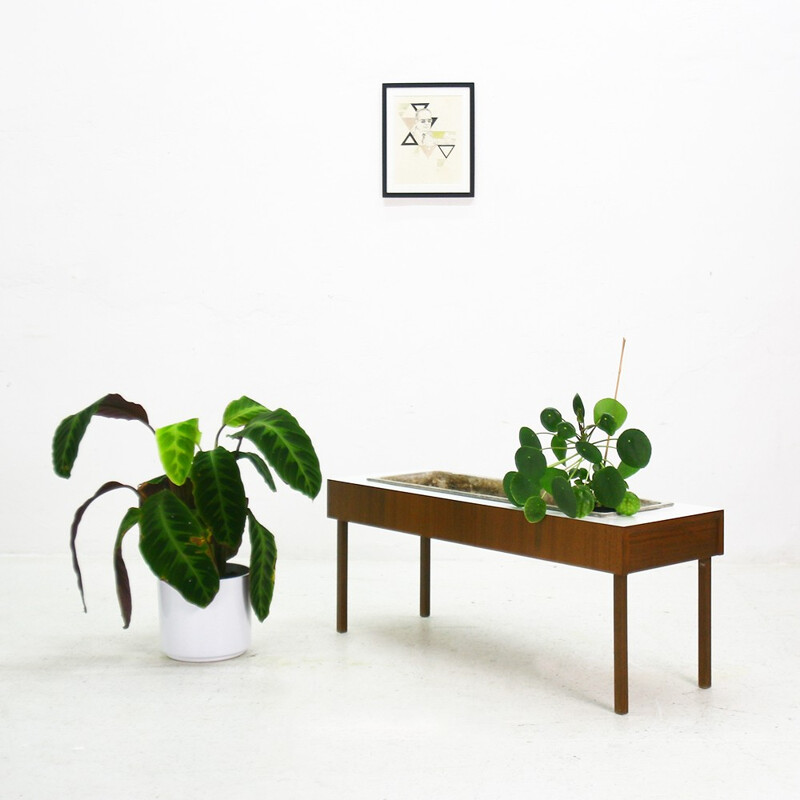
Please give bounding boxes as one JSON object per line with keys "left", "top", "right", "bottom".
{"left": 2, "top": 1, "right": 799, "bottom": 563}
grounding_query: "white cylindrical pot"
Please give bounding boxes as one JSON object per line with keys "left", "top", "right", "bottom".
{"left": 158, "top": 565, "right": 251, "bottom": 662}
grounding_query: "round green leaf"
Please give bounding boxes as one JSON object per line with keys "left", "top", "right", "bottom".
{"left": 541, "top": 467, "right": 569, "bottom": 495}
{"left": 551, "top": 477, "right": 578, "bottom": 518}
{"left": 515, "top": 446, "right": 547, "bottom": 479}
{"left": 617, "top": 462, "right": 640, "bottom": 480}
{"left": 551, "top": 435, "right": 567, "bottom": 462}
{"left": 592, "top": 466, "right": 627, "bottom": 509}
{"left": 556, "top": 421, "right": 577, "bottom": 440}
{"left": 593, "top": 398, "right": 628, "bottom": 433}
{"left": 502, "top": 471, "right": 518, "bottom": 504}
{"left": 596, "top": 413, "right": 618, "bottom": 435}
{"left": 523, "top": 496, "right": 547, "bottom": 524}
{"left": 573, "top": 393, "right": 585, "bottom": 424}
{"left": 616, "top": 491, "right": 641, "bottom": 516}
{"left": 574, "top": 485, "right": 596, "bottom": 518}
{"left": 575, "top": 439, "right": 602, "bottom": 464}
{"left": 569, "top": 466, "right": 589, "bottom": 482}
{"left": 510, "top": 472, "right": 539, "bottom": 506}
{"left": 519, "top": 426, "right": 541, "bottom": 449}
{"left": 540, "top": 407, "right": 562, "bottom": 433}
{"left": 617, "top": 428, "right": 652, "bottom": 469}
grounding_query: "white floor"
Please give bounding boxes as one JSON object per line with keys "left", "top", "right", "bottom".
{"left": 2, "top": 543, "right": 798, "bottom": 799}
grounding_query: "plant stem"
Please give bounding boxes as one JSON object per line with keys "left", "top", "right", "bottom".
{"left": 605, "top": 337, "right": 626, "bottom": 460}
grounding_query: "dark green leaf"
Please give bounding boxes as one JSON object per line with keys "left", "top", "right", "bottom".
{"left": 190, "top": 448, "right": 247, "bottom": 550}
{"left": 523, "top": 496, "right": 547, "bottom": 523}
{"left": 155, "top": 419, "right": 200, "bottom": 486}
{"left": 569, "top": 467, "right": 589, "bottom": 482}
{"left": 502, "top": 471, "right": 518, "bottom": 505}
{"left": 69, "top": 481, "right": 139, "bottom": 614}
{"left": 592, "top": 466, "right": 627, "bottom": 508}
{"left": 541, "top": 467, "right": 569, "bottom": 495}
{"left": 114, "top": 507, "right": 140, "bottom": 629}
{"left": 551, "top": 435, "right": 567, "bottom": 461}
{"left": 616, "top": 491, "right": 641, "bottom": 516}
{"left": 223, "top": 396, "right": 270, "bottom": 428}
{"left": 576, "top": 440, "right": 603, "bottom": 464}
{"left": 234, "top": 451, "right": 277, "bottom": 492}
{"left": 596, "top": 413, "right": 618, "bottom": 435}
{"left": 573, "top": 393, "right": 585, "bottom": 424}
{"left": 139, "top": 492, "right": 219, "bottom": 608}
{"left": 540, "top": 407, "right": 562, "bottom": 433}
{"left": 556, "top": 421, "right": 577, "bottom": 440}
{"left": 617, "top": 428, "right": 652, "bottom": 469}
{"left": 248, "top": 512, "right": 277, "bottom": 622}
{"left": 593, "top": 398, "right": 627, "bottom": 434}
{"left": 574, "top": 485, "right": 596, "bottom": 518}
{"left": 509, "top": 472, "right": 539, "bottom": 506}
{"left": 551, "top": 477, "right": 578, "bottom": 518}
{"left": 515, "top": 446, "right": 547, "bottom": 479}
{"left": 53, "top": 400, "right": 101, "bottom": 478}
{"left": 233, "top": 409, "right": 321, "bottom": 499}
{"left": 519, "top": 426, "right": 541, "bottom": 449}
{"left": 53, "top": 394, "right": 151, "bottom": 478}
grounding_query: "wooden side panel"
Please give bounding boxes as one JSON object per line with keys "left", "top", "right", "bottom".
{"left": 627, "top": 511, "right": 724, "bottom": 573}
{"left": 328, "top": 480, "right": 625, "bottom": 573}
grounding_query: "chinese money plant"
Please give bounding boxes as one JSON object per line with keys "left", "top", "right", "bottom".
{"left": 504, "top": 394, "right": 651, "bottom": 523}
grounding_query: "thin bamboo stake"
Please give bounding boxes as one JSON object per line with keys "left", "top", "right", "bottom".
{"left": 605, "top": 337, "right": 627, "bottom": 460}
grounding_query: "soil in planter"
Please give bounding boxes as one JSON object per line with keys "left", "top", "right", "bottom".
{"left": 379, "top": 471, "right": 507, "bottom": 499}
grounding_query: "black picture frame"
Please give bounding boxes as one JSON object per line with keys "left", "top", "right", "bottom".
{"left": 382, "top": 82, "right": 475, "bottom": 198}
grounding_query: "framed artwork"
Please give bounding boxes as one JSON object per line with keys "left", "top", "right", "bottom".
{"left": 382, "top": 82, "right": 474, "bottom": 198}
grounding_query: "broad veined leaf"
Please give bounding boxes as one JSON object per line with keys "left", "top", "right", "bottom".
{"left": 540, "top": 407, "right": 562, "bottom": 433}
{"left": 190, "top": 448, "right": 247, "bottom": 550}
{"left": 155, "top": 418, "right": 201, "bottom": 486}
{"left": 139, "top": 491, "right": 219, "bottom": 608}
{"left": 114, "top": 507, "right": 140, "bottom": 629}
{"left": 515, "top": 446, "right": 546, "bottom": 480}
{"left": 617, "top": 428, "right": 652, "bottom": 469}
{"left": 551, "top": 477, "right": 578, "bottom": 518}
{"left": 593, "top": 398, "right": 627, "bottom": 435}
{"left": 53, "top": 394, "right": 150, "bottom": 478}
{"left": 234, "top": 451, "right": 277, "bottom": 492}
{"left": 592, "top": 465, "right": 628, "bottom": 509}
{"left": 96, "top": 394, "right": 150, "bottom": 426}
{"left": 233, "top": 409, "right": 321, "bottom": 499}
{"left": 248, "top": 512, "right": 277, "bottom": 622}
{"left": 223, "top": 396, "right": 270, "bottom": 428}
{"left": 69, "top": 481, "right": 139, "bottom": 613}
{"left": 519, "top": 426, "right": 541, "bottom": 449}
{"left": 524, "top": 495, "right": 547, "bottom": 523}
{"left": 616, "top": 491, "right": 641, "bottom": 516}
{"left": 576, "top": 439, "right": 603, "bottom": 464}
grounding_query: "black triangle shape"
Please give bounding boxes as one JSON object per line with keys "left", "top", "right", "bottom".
{"left": 401, "top": 132, "right": 418, "bottom": 146}
{"left": 411, "top": 103, "right": 430, "bottom": 111}
{"left": 438, "top": 144, "right": 455, "bottom": 159}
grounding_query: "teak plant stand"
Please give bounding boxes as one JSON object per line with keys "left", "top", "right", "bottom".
{"left": 328, "top": 477, "right": 724, "bottom": 714}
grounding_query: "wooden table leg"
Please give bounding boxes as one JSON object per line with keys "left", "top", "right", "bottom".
{"left": 420, "top": 536, "right": 431, "bottom": 618}
{"left": 337, "top": 520, "right": 348, "bottom": 633}
{"left": 699, "top": 557, "right": 711, "bottom": 688}
{"left": 614, "top": 574, "right": 629, "bottom": 715}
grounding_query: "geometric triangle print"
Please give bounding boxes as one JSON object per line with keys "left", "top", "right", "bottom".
{"left": 411, "top": 103, "right": 430, "bottom": 111}
{"left": 401, "top": 132, "right": 419, "bottom": 146}
{"left": 437, "top": 144, "right": 455, "bottom": 159}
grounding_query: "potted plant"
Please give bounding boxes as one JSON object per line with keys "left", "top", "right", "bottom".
{"left": 52, "top": 393, "right": 321, "bottom": 660}
{"left": 503, "top": 393, "right": 652, "bottom": 523}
